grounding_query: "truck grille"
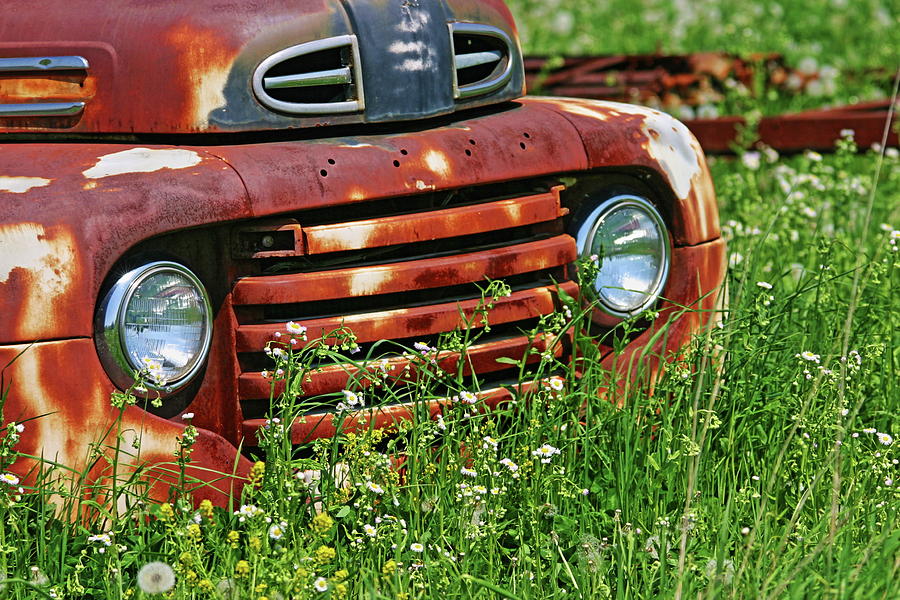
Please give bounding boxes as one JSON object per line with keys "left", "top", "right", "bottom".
{"left": 230, "top": 180, "right": 578, "bottom": 431}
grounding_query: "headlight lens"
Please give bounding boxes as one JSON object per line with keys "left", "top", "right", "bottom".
{"left": 575, "top": 194, "right": 670, "bottom": 318}
{"left": 96, "top": 261, "right": 213, "bottom": 395}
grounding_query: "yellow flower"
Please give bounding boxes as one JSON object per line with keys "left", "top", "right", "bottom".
{"left": 250, "top": 461, "right": 265, "bottom": 486}
{"left": 249, "top": 536, "right": 262, "bottom": 552}
{"left": 255, "top": 583, "right": 268, "bottom": 594}
{"left": 187, "top": 523, "right": 202, "bottom": 542}
{"left": 186, "top": 570, "right": 198, "bottom": 584}
{"left": 159, "top": 503, "right": 174, "bottom": 521}
{"left": 310, "top": 512, "right": 334, "bottom": 535}
{"left": 381, "top": 560, "right": 397, "bottom": 576}
{"left": 226, "top": 530, "right": 240, "bottom": 548}
{"left": 332, "top": 570, "right": 349, "bottom": 582}
{"left": 235, "top": 560, "right": 251, "bottom": 579}
{"left": 178, "top": 551, "right": 193, "bottom": 566}
{"left": 197, "top": 579, "right": 214, "bottom": 594}
{"left": 333, "top": 582, "right": 348, "bottom": 599}
{"left": 199, "top": 499, "right": 214, "bottom": 520}
{"left": 315, "top": 545, "right": 336, "bottom": 564}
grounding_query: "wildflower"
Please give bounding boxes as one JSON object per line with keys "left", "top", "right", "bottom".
{"left": 311, "top": 512, "right": 334, "bottom": 534}
{"left": 499, "top": 458, "right": 519, "bottom": 473}
{"left": 315, "top": 545, "right": 336, "bottom": 564}
{"left": 532, "top": 444, "right": 561, "bottom": 464}
{"left": 313, "top": 577, "right": 329, "bottom": 592}
{"left": 876, "top": 432, "right": 893, "bottom": 446}
{"left": 547, "top": 377, "right": 565, "bottom": 392}
{"left": 198, "top": 579, "right": 214, "bottom": 594}
{"left": 460, "top": 467, "right": 477, "bottom": 478}
{"left": 234, "top": 560, "right": 251, "bottom": 578}
{"left": 87, "top": 533, "right": 112, "bottom": 546}
{"left": 482, "top": 436, "right": 498, "bottom": 449}
{"left": 382, "top": 560, "right": 397, "bottom": 576}
{"left": 741, "top": 151, "right": 761, "bottom": 170}
{"left": 797, "top": 351, "right": 820, "bottom": 364}
{"left": 181, "top": 412, "right": 194, "bottom": 420}
{"left": 863, "top": 428, "right": 877, "bottom": 434}
{"left": 365, "top": 481, "right": 385, "bottom": 494}
{"left": 413, "top": 341, "right": 432, "bottom": 353}
{"left": 269, "top": 521, "right": 287, "bottom": 540}
{"left": 804, "top": 150, "right": 823, "bottom": 162}
{"left": 457, "top": 391, "right": 478, "bottom": 405}
{"left": 14, "top": 423, "right": 24, "bottom": 433}
{"left": 756, "top": 281, "right": 772, "bottom": 290}
{"left": 840, "top": 128, "right": 855, "bottom": 139}
{"left": 136, "top": 562, "right": 176, "bottom": 595}
{"left": 29, "top": 566, "right": 49, "bottom": 586}
{"left": 436, "top": 414, "right": 447, "bottom": 431}
{"left": 341, "top": 389, "right": 363, "bottom": 408}
{"left": 226, "top": 530, "right": 240, "bottom": 548}
{"left": 885, "top": 478, "right": 893, "bottom": 486}
{"left": 271, "top": 347, "right": 285, "bottom": 358}
{"left": 581, "top": 489, "right": 590, "bottom": 496}
{"left": 741, "top": 527, "right": 750, "bottom": 535}
{"left": 410, "top": 542, "right": 424, "bottom": 553}
{"left": 158, "top": 502, "right": 174, "bottom": 520}
{"left": 186, "top": 523, "right": 202, "bottom": 542}
{"left": 286, "top": 321, "right": 307, "bottom": 337}
{"left": 0, "top": 473, "right": 19, "bottom": 486}
{"left": 235, "top": 504, "right": 264, "bottom": 522}
{"left": 198, "top": 499, "right": 214, "bottom": 519}
{"left": 363, "top": 524, "right": 377, "bottom": 537}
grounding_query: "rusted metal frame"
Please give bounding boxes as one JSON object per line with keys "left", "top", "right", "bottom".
{"left": 686, "top": 104, "right": 898, "bottom": 153}
{"left": 241, "top": 380, "right": 543, "bottom": 446}
{"left": 232, "top": 235, "right": 576, "bottom": 306}
{"left": 302, "top": 185, "right": 567, "bottom": 255}
{"left": 235, "top": 281, "right": 578, "bottom": 352}
{"left": 238, "top": 331, "right": 562, "bottom": 402}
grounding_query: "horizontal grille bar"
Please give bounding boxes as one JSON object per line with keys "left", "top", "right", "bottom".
{"left": 239, "top": 331, "right": 561, "bottom": 403}
{"left": 232, "top": 235, "right": 576, "bottom": 306}
{"left": 241, "top": 379, "right": 545, "bottom": 445}
{"left": 236, "top": 281, "right": 576, "bottom": 352}
{"left": 303, "top": 186, "right": 565, "bottom": 255}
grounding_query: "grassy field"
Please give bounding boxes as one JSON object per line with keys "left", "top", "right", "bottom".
{"left": 0, "top": 2, "right": 897, "bottom": 599}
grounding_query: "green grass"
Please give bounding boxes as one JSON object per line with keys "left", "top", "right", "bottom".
{"left": 0, "top": 2, "right": 897, "bottom": 599}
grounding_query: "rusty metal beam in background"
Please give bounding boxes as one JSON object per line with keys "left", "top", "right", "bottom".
{"left": 525, "top": 54, "right": 898, "bottom": 153}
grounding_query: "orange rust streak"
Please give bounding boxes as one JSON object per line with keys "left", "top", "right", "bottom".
{"left": 235, "top": 281, "right": 578, "bottom": 352}
{"left": 241, "top": 381, "right": 540, "bottom": 446}
{"left": 0, "top": 75, "right": 96, "bottom": 102}
{"left": 238, "top": 333, "right": 562, "bottom": 400}
{"left": 232, "top": 236, "right": 577, "bottom": 306}
{"left": 303, "top": 187, "right": 566, "bottom": 254}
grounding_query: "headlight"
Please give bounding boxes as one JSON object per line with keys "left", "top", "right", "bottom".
{"left": 96, "top": 261, "right": 213, "bottom": 395}
{"left": 574, "top": 194, "right": 671, "bottom": 318}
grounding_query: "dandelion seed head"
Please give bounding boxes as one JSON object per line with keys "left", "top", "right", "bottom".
{"left": 136, "top": 562, "right": 176, "bottom": 595}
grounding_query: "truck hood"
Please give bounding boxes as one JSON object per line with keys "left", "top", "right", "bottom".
{"left": 0, "top": 0, "right": 523, "bottom": 135}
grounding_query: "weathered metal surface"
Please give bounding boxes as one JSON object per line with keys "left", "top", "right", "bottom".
{"left": 526, "top": 53, "right": 898, "bottom": 153}
{"left": 0, "top": 339, "right": 251, "bottom": 505}
{"left": 599, "top": 238, "right": 727, "bottom": 403}
{"left": 0, "top": 90, "right": 723, "bottom": 501}
{"left": 239, "top": 332, "right": 562, "bottom": 403}
{"left": 236, "top": 281, "right": 578, "bottom": 352}
{"left": 242, "top": 381, "right": 540, "bottom": 446}
{"left": 529, "top": 97, "right": 721, "bottom": 246}
{"left": 0, "top": 0, "right": 524, "bottom": 135}
{"left": 233, "top": 236, "right": 575, "bottom": 305}
{"left": 303, "top": 185, "right": 566, "bottom": 254}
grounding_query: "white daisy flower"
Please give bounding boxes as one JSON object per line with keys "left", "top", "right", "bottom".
{"left": 286, "top": 321, "right": 307, "bottom": 337}
{"left": 460, "top": 467, "right": 477, "bottom": 478}
{"left": 458, "top": 391, "right": 478, "bottom": 405}
{"left": 532, "top": 444, "right": 561, "bottom": 464}
{"left": 0, "top": 473, "right": 20, "bottom": 486}
{"left": 313, "top": 577, "right": 328, "bottom": 592}
{"left": 363, "top": 524, "right": 377, "bottom": 537}
{"left": 876, "top": 432, "right": 893, "bottom": 446}
{"left": 499, "top": 458, "right": 518, "bottom": 472}
{"left": 365, "top": 481, "right": 385, "bottom": 494}
{"left": 410, "top": 542, "right": 424, "bottom": 553}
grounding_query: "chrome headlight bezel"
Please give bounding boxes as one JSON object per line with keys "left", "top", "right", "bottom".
{"left": 95, "top": 261, "right": 213, "bottom": 396}
{"left": 574, "top": 194, "right": 672, "bottom": 319}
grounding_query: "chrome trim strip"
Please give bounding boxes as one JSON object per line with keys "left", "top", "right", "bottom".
{"left": 0, "top": 102, "right": 85, "bottom": 117}
{"left": 454, "top": 50, "right": 503, "bottom": 71}
{"left": 449, "top": 23, "right": 515, "bottom": 100}
{"left": 0, "top": 55, "right": 89, "bottom": 72}
{"left": 264, "top": 67, "right": 352, "bottom": 89}
{"left": 252, "top": 35, "right": 365, "bottom": 115}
